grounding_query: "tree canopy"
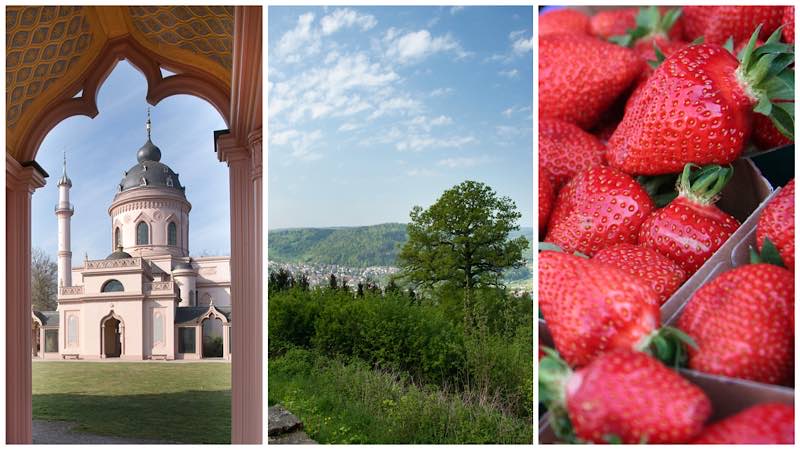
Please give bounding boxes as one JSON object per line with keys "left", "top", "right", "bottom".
{"left": 397, "top": 180, "right": 528, "bottom": 298}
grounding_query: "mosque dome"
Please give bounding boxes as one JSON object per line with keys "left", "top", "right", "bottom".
{"left": 106, "top": 249, "right": 132, "bottom": 260}
{"left": 116, "top": 109, "right": 185, "bottom": 195}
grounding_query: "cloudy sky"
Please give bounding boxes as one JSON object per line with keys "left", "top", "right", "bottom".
{"left": 31, "top": 61, "right": 230, "bottom": 262}
{"left": 268, "top": 6, "right": 533, "bottom": 229}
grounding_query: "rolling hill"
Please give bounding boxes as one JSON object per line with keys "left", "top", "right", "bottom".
{"left": 268, "top": 223, "right": 533, "bottom": 269}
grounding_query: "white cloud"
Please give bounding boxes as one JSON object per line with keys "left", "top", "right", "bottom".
{"left": 270, "top": 128, "right": 299, "bottom": 145}
{"left": 406, "top": 168, "right": 438, "bottom": 177}
{"left": 499, "top": 69, "right": 519, "bottom": 78}
{"left": 509, "top": 29, "right": 527, "bottom": 41}
{"left": 288, "top": 130, "right": 323, "bottom": 161}
{"left": 321, "top": 8, "right": 377, "bottom": 35}
{"left": 512, "top": 36, "right": 533, "bottom": 54}
{"left": 502, "top": 105, "right": 532, "bottom": 118}
{"left": 338, "top": 122, "right": 361, "bottom": 132}
{"left": 429, "top": 87, "right": 454, "bottom": 97}
{"left": 450, "top": 6, "right": 465, "bottom": 15}
{"left": 430, "top": 115, "right": 453, "bottom": 126}
{"left": 437, "top": 155, "right": 493, "bottom": 168}
{"left": 274, "top": 12, "right": 319, "bottom": 63}
{"left": 385, "top": 29, "right": 470, "bottom": 64}
{"left": 396, "top": 134, "right": 476, "bottom": 152}
{"left": 368, "top": 96, "right": 421, "bottom": 120}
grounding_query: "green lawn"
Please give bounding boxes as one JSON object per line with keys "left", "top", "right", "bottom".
{"left": 33, "top": 361, "right": 231, "bottom": 443}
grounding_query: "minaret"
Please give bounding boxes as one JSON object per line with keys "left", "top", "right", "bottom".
{"left": 55, "top": 152, "right": 74, "bottom": 287}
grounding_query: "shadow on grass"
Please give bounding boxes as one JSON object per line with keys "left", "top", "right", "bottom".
{"left": 33, "top": 390, "right": 231, "bottom": 444}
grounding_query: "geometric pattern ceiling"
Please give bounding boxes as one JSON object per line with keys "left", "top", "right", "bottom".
{"left": 6, "top": 6, "right": 95, "bottom": 130}
{"left": 5, "top": 5, "right": 234, "bottom": 159}
{"left": 128, "top": 6, "right": 234, "bottom": 71}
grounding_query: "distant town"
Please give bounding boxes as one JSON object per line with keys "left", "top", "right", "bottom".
{"left": 267, "top": 261, "right": 400, "bottom": 287}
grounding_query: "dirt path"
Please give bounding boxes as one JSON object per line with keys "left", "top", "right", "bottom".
{"left": 33, "top": 420, "right": 178, "bottom": 444}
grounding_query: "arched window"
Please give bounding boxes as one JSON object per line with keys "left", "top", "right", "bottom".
{"left": 136, "top": 222, "right": 149, "bottom": 245}
{"left": 168, "top": 222, "right": 177, "bottom": 246}
{"left": 101, "top": 279, "right": 124, "bottom": 293}
{"left": 114, "top": 227, "right": 121, "bottom": 249}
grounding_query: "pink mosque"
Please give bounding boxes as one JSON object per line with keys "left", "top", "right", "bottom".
{"left": 32, "top": 113, "right": 232, "bottom": 361}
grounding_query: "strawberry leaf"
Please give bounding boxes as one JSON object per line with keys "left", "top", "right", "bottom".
{"left": 750, "top": 237, "right": 786, "bottom": 267}
{"left": 723, "top": 36, "right": 734, "bottom": 53}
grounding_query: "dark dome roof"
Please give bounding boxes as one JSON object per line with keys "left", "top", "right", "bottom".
{"left": 118, "top": 159, "right": 185, "bottom": 194}
{"left": 106, "top": 250, "right": 132, "bottom": 260}
{"left": 173, "top": 262, "right": 194, "bottom": 271}
{"left": 137, "top": 139, "right": 162, "bottom": 163}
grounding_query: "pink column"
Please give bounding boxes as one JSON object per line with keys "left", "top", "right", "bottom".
{"left": 218, "top": 135, "right": 261, "bottom": 443}
{"left": 6, "top": 156, "right": 47, "bottom": 443}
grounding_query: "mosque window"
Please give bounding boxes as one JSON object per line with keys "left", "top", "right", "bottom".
{"left": 45, "top": 330, "right": 58, "bottom": 352}
{"left": 114, "top": 227, "right": 121, "bottom": 249}
{"left": 101, "top": 279, "right": 124, "bottom": 293}
{"left": 166, "top": 177, "right": 173, "bottom": 187}
{"left": 67, "top": 315, "right": 78, "bottom": 347}
{"left": 179, "top": 327, "right": 196, "bottom": 353}
{"left": 137, "top": 222, "right": 149, "bottom": 245}
{"left": 168, "top": 222, "right": 177, "bottom": 246}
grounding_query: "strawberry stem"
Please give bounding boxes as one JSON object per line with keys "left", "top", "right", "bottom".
{"left": 735, "top": 25, "right": 795, "bottom": 140}
{"left": 677, "top": 163, "right": 733, "bottom": 205}
{"left": 749, "top": 237, "right": 786, "bottom": 267}
{"left": 538, "top": 348, "right": 578, "bottom": 443}
{"left": 636, "top": 326, "right": 697, "bottom": 368}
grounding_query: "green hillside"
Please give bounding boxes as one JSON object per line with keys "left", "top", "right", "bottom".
{"left": 268, "top": 223, "right": 533, "bottom": 269}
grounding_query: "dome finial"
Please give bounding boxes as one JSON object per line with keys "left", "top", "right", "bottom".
{"left": 146, "top": 107, "right": 152, "bottom": 140}
{"left": 58, "top": 149, "right": 72, "bottom": 187}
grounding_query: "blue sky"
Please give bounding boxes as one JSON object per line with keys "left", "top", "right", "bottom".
{"left": 268, "top": 6, "right": 533, "bottom": 229}
{"left": 31, "top": 61, "right": 230, "bottom": 262}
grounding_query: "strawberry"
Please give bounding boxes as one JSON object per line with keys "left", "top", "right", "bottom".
{"left": 753, "top": 111, "right": 793, "bottom": 149}
{"left": 539, "top": 119, "right": 606, "bottom": 188}
{"left": 677, "top": 263, "right": 794, "bottom": 385}
{"left": 591, "top": 7, "right": 684, "bottom": 42}
{"left": 539, "top": 8, "right": 590, "bottom": 36}
{"left": 540, "top": 349, "right": 711, "bottom": 444}
{"left": 539, "top": 174, "right": 555, "bottom": 235}
{"left": 784, "top": 6, "right": 795, "bottom": 44}
{"left": 593, "top": 243, "right": 687, "bottom": 305}
{"left": 607, "top": 28, "right": 795, "bottom": 175}
{"left": 682, "top": 6, "right": 784, "bottom": 45}
{"left": 639, "top": 164, "right": 740, "bottom": 275}
{"left": 590, "top": 8, "right": 638, "bottom": 39}
{"left": 539, "top": 33, "right": 642, "bottom": 130}
{"left": 545, "top": 166, "right": 654, "bottom": 257}
{"left": 694, "top": 403, "right": 794, "bottom": 444}
{"left": 756, "top": 179, "right": 795, "bottom": 270}
{"left": 538, "top": 251, "right": 659, "bottom": 367}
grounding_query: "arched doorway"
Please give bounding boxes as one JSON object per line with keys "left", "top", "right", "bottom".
{"left": 201, "top": 317, "right": 224, "bottom": 358}
{"left": 100, "top": 313, "right": 125, "bottom": 358}
{"left": 6, "top": 6, "right": 261, "bottom": 443}
{"left": 102, "top": 318, "right": 122, "bottom": 358}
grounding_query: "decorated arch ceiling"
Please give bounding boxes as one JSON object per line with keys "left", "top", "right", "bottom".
{"left": 6, "top": 6, "right": 234, "bottom": 161}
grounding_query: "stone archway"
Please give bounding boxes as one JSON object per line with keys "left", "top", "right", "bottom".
{"left": 6, "top": 6, "right": 262, "bottom": 443}
{"left": 201, "top": 317, "right": 224, "bottom": 358}
{"left": 31, "top": 319, "right": 41, "bottom": 358}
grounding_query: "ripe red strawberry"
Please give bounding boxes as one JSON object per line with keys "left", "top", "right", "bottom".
{"left": 539, "top": 251, "right": 659, "bottom": 367}
{"left": 784, "top": 6, "right": 795, "bottom": 44}
{"left": 591, "top": 7, "right": 684, "bottom": 42}
{"left": 639, "top": 164, "right": 740, "bottom": 275}
{"left": 757, "top": 179, "right": 795, "bottom": 270}
{"left": 677, "top": 263, "right": 794, "bottom": 385}
{"left": 753, "top": 112, "right": 793, "bottom": 149}
{"left": 540, "top": 349, "right": 711, "bottom": 444}
{"left": 593, "top": 243, "right": 687, "bottom": 305}
{"left": 545, "top": 166, "right": 654, "bottom": 257}
{"left": 607, "top": 29, "right": 794, "bottom": 175}
{"left": 539, "top": 33, "right": 642, "bottom": 130}
{"left": 539, "top": 119, "right": 606, "bottom": 188}
{"left": 539, "top": 8, "right": 590, "bottom": 36}
{"left": 590, "top": 8, "right": 638, "bottom": 39}
{"left": 682, "top": 6, "right": 784, "bottom": 45}
{"left": 539, "top": 174, "right": 555, "bottom": 235}
{"left": 694, "top": 403, "right": 794, "bottom": 444}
